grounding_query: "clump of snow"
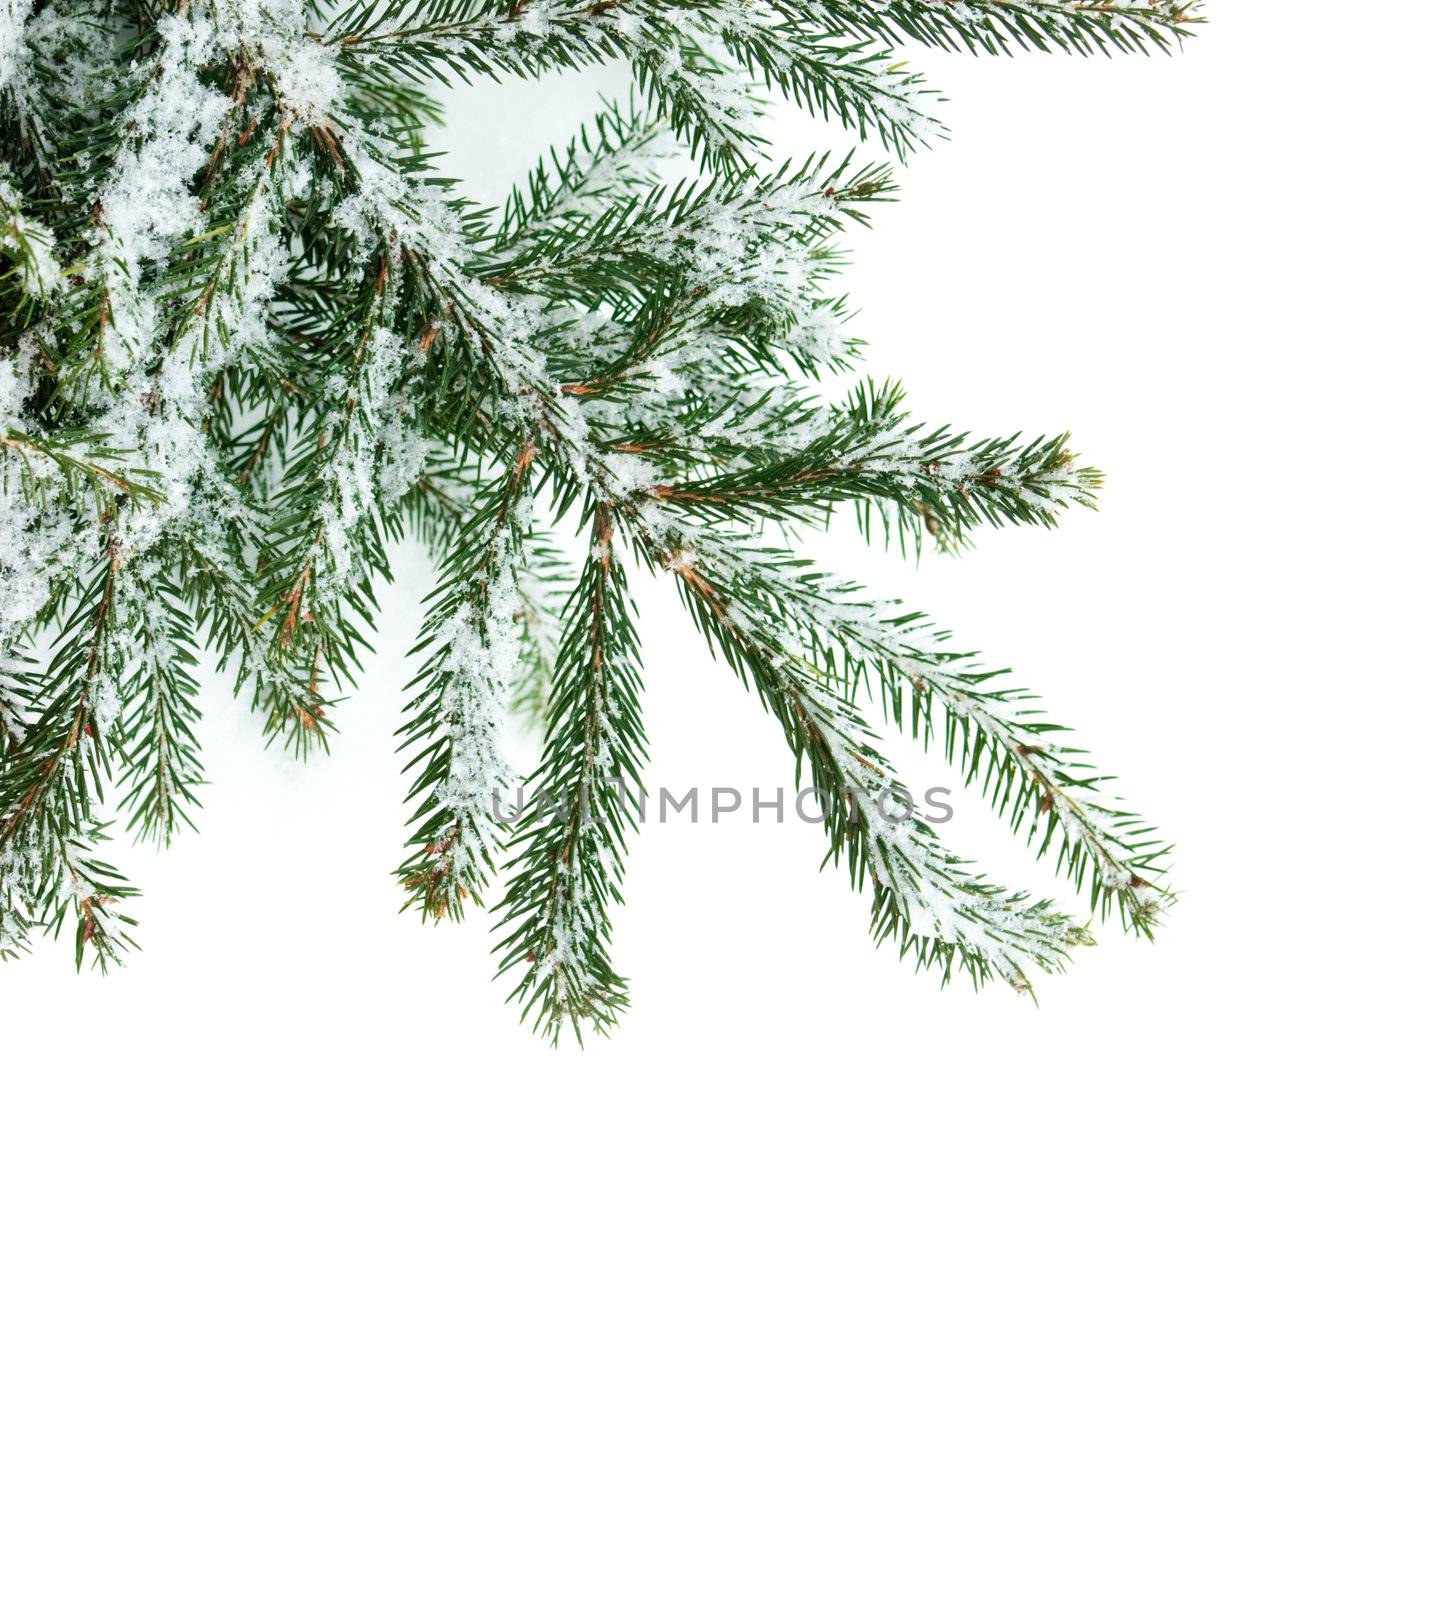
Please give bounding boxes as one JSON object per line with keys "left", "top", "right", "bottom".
{"left": 433, "top": 532, "right": 524, "bottom": 887}
{"left": 92, "top": 10, "right": 233, "bottom": 377}
{"left": 219, "top": 0, "right": 342, "bottom": 126}
{"left": 0, "top": 0, "right": 27, "bottom": 92}
{"left": 332, "top": 135, "right": 463, "bottom": 268}
{"left": 306, "top": 324, "right": 427, "bottom": 606}
{"left": 0, "top": 170, "right": 62, "bottom": 299}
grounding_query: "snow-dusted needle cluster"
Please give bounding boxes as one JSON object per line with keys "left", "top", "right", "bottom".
{"left": 0, "top": 0, "right": 1197, "bottom": 1037}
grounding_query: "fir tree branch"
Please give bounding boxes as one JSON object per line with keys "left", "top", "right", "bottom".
{"left": 0, "top": 548, "right": 120, "bottom": 850}
{"left": 480, "top": 152, "right": 889, "bottom": 302}
{"left": 326, "top": 1, "right": 762, "bottom": 163}
{"left": 325, "top": 1, "right": 941, "bottom": 164}
{"left": 396, "top": 442, "right": 535, "bottom": 920}
{"left": 0, "top": 543, "right": 139, "bottom": 968}
{"left": 325, "top": 0, "right": 1199, "bottom": 168}
{"left": 0, "top": 165, "right": 62, "bottom": 317}
{"left": 115, "top": 566, "right": 205, "bottom": 843}
{"left": 0, "top": 821, "right": 139, "bottom": 969}
{"left": 492, "top": 101, "right": 676, "bottom": 253}
{"left": 676, "top": 531, "right": 1170, "bottom": 931}
{"left": 713, "top": 16, "right": 944, "bottom": 159}
{"left": 494, "top": 504, "right": 647, "bottom": 1041}
{"left": 633, "top": 381, "right": 1099, "bottom": 552}
{"left": 180, "top": 526, "right": 332, "bottom": 753}
{"left": 510, "top": 529, "right": 571, "bottom": 731}
{"left": 646, "top": 520, "right": 1087, "bottom": 989}
{"left": 0, "top": 0, "right": 1188, "bottom": 1015}
{"left": 0, "top": 639, "right": 36, "bottom": 754}
{"left": 1, "top": 430, "right": 162, "bottom": 511}
{"left": 260, "top": 248, "right": 402, "bottom": 683}
{"left": 847, "top": 1, "right": 1204, "bottom": 59}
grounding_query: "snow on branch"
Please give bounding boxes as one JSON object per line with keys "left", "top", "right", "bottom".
{"left": 649, "top": 519, "right": 1088, "bottom": 990}
{"left": 495, "top": 505, "right": 647, "bottom": 1040}
{"left": 672, "top": 531, "right": 1172, "bottom": 931}
{"left": 0, "top": 0, "right": 1186, "bottom": 1031}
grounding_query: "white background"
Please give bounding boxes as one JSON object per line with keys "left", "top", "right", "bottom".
{"left": 3, "top": 5, "right": 1433, "bottom": 1594}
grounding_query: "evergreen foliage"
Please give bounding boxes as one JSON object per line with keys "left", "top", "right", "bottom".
{"left": 0, "top": 0, "right": 1197, "bottom": 1036}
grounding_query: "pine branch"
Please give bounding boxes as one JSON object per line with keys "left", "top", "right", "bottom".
{"left": 847, "top": 1, "right": 1204, "bottom": 59}
{"left": 0, "top": 545, "right": 139, "bottom": 969}
{"left": 326, "top": 1, "right": 942, "bottom": 165}
{"left": 639, "top": 514, "right": 1088, "bottom": 990}
{"left": 325, "top": 1, "right": 1199, "bottom": 169}
{"left": 0, "top": 821, "right": 139, "bottom": 969}
{"left": 502, "top": 100, "right": 671, "bottom": 233}
{"left": 259, "top": 252, "right": 404, "bottom": 684}
{"left": 0, "top": 553, "right": 121, "bottom": 846}
{"left": 0, "top": 0, "right": 1189, "bottom": 1018}
{"left": 1, "top": 429, "right": 162, "bottom": 513}
{"left": 321, "top": 6, "right": 742, "bottom": 168}
{"left": 510, "top": 529, "right": 571, "bottom": 731}
{"left": 494, "top": 505, "right": 647, "bottom": 1041}
{"left": 0, "top": 638, "right": 36, "bottom": 754}
{"left": 180, "top": 527, "right": 332, "bottom": 754}
{"left": 631, "top": 381, "right": 1099, "bottom": 552}
{"left": 0, "top": 165, "right": 62, "bottom": 318}
{"left": 115, "top": 567, "right": 205, "bottom": 843}
{"left": 396, "top": 443, "right": 535, "bottom": 921}
{"left": 481, "top": 152, "right": 890, "bottom": 302}
{"left": 704, "top": 12, "right": 946, "bottom": 159}
{"left": 675, "top": 531, "right": 1171, "bottom": 930}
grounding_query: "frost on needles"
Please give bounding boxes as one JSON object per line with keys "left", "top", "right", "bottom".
{"left": 0, "top": 0, "right": 1197, "bottom": 1038}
